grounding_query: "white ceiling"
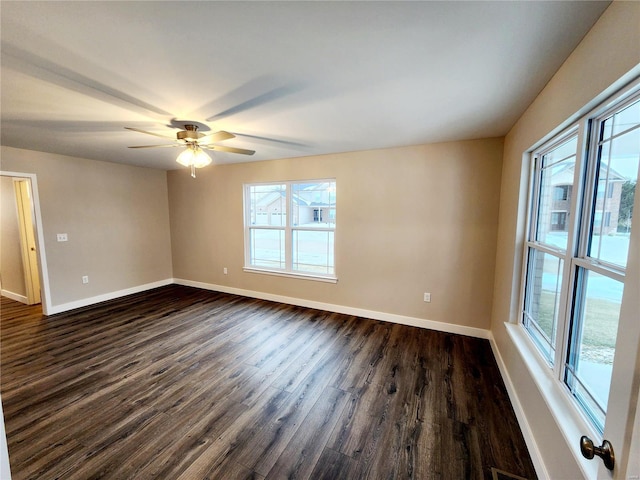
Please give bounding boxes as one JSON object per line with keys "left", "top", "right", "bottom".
{"left": 1, "top": 1, "right": 610, "bottom": 170}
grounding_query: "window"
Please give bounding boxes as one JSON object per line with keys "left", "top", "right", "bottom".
{"left": 522, "top": 91, "right": 639, "bottom": 433}
{"left": 606, "top": 182, "right": 615, "bottom": 198}
{"left": 554, "top": 185, "right": 569, "bottom": 201}
{"left": 551, "top": 211, "right": 567, "bottom": 231}
{"left": 244, "top": 180, "right": 336, "bottom": 281}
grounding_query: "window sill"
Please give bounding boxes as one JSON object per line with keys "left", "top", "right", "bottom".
{"left": 243, "top": 267, "right": 338, "bottom": 284}
{"left": 505, "top": 322, "right": 599, "bottom": 479}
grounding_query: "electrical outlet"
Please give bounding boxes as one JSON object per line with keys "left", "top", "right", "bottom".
{"left": 423, "top": 292, "right": 431, "bottom": 302}
{"left": 82, "top": 276, "right": 89, "bottom": 284}
{"left": 223, "top": 267, "right": 228, "bottom": 275}
{"left": 57, "top": 233, "right": 68, "bottom": 242}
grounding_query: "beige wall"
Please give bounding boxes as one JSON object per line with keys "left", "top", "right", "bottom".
{"left": 0, "top": 176, "right": 27, "bottom": 298}
{"left": 491, "top": 1, "right": 640, "bottom": 478}
{"left": 0, "top": 146, "right": 173, "bottom": 307}
{"left": 169, "top": 138, "right": 503, "bottom": 331}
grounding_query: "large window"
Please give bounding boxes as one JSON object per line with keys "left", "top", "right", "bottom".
{"left": 522, "top": 90, "right": 639, "bottom": 433}
{"left": 244, "top": 180, "right": 336, "bottom": 281}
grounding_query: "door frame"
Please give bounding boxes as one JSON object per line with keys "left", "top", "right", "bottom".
{"left": 1, "top": 171, "right": 52, "bottom": 315}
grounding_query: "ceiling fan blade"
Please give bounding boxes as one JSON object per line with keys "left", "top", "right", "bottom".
{"left": 202, "top": 145, "right": 255, "bottom": 155}
{"left": 234, "top": 133, "right": 309, "bottom": 148}
{"left": 197, "top": 131, "right": 235, "bottom": 143}
{"left": 128, "top": 144, "right": 181, "bottom": 149}
{"left": 125, "top": 127, "right": 175, "bottom": 140}
{"left": 205, "top": 82, "right": 304, "bottom": 122}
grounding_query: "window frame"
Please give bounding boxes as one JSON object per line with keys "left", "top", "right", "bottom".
{"left": 521, "top": 126, "right": 581, "bottom": 367}
{"left": 243, "top": 179, "right": 337, "bottom": 283}
{"left": 518, "top": 81, "right": 640, "bottom": 440}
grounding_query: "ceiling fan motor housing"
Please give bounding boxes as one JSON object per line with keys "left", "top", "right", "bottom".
{"left": 177, "top": 124, "right": 204, "bottom": 142}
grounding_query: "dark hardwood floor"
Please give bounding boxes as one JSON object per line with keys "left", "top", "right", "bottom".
{"left": 1, "top": 285, "right": 537, "bottom": 480}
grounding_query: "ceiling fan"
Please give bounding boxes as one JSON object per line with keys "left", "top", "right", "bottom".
{"left": 125, "top": 123, "right": 255, "bottom": 177}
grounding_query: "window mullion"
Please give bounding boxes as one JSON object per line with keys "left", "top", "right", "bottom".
{"left": 552, "top": 256, "right": 572, "bottom": 378}
{"left": 243, "top": 185, "right": 250, "bottom": 267}
{"left": 570, "top": 119, "right": 591, "bottom": 261}
{"left": 526, "top": 241, "right": 565, "bottom": 257}
{"left": 285, "top": 185, "right": 292, "bottom": 271}
{"left": 553, "top": 121, "right": 588, "bottom": 379}
{"left": 529, "top": 155, "right": 542, "bottom": 242}
{"left": 573, "top": 257, "right": 625, "bottom": 283}
{"left": 577, "top": 118, "right": 601, "bottom": 260}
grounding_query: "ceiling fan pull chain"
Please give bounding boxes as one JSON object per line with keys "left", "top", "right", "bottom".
{"left": 191, "top": 164, "right": 196, "bottom": 178}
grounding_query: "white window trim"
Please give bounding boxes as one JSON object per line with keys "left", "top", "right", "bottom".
{"left": 242, "top": 266, "right": 338, "bottom": 283}
{"left": 514, "top": 78, "right": 640, "bottom": 477}
{"left": 243, "top": 179, "right": 337, "bottom": 283}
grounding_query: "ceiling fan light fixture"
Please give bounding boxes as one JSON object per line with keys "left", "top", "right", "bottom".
{"left": 176, "top": 144, "right": 212, "bottom": 177}
{"left": 192, "top": 149, "right": 212, "bottom": 168}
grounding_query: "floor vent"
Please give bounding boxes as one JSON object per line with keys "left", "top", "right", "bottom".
{"left": 491, "top": 467, "right": 530, "bottom": 480}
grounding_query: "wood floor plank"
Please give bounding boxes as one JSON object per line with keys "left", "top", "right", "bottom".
{"left": 264, "top": 386, "right": 351, "bottom": 480}
{"left": 328, "top": 320, "right": 391, "bottom": 392}
{"left": 308, "top": 447, "right": 358, "bottom": 480}
{"left": 1, "top": 286, "right": 537, "bottom": 479}
{"left": 269, "top": 313, "right": 353, "bottom": 393}
{"left": 170, "top": 386, "right": 291, "bottom": 479}
{"left": 325, "top": 381, "right": 384, "bottom": 458}
{"left": 233, "top": 350, "right": 349, "bottom": 476}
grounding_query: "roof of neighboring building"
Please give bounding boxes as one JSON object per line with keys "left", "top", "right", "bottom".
{"left": 551, "top": 162, "right": 627, "bottom": 185}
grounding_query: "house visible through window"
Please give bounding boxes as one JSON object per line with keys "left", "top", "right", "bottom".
{"left": 522, "top": 90, "right": 639, "bottom": 433}
{"left": 554, "top": 185, "right": 569, "bottom": 201}
{"left": 550, "top": 211, "right": 567, "bottom": 231}
{"left": 244, "top": 180, "right": 336, "bottom": 281}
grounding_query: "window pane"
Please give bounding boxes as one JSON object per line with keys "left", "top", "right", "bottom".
{"left": 604, "top": 97, "right": 640, "bottom": 137}
{"left": 248, "top": 184, "right": 287, "bottom": 226}
{"left": 589, "top": 102, "right": 639, "bottom": 268}
{"left": 292, "top": 230, "right": 334, "bottom": 275}
{"left": 565, "top": 269, "right": 623, "bottom": 432}
{"left": 291, "top": 181, "right": 336, "bottom": 228}
{"left": 523, "top": 248, "right": 564, "bottom": 363}
{"left": 535, "top": 136, "right": 578, "bottom": 250}
{"left": 249, "top": 228, "right": 285, "bottom": 269}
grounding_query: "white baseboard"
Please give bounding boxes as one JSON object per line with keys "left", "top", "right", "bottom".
{"left": 1, "top": 289, "right": 28, "bottom": 304}
{"left": 46, "top": 279, "right": 174, "bottom": 315}
{"left": 41, "top": 277, "right": 490, "bottom": 342}
{"left": 173, "top": 278, "right": 491, "bottom": 340}
{"left": 489, "top": 333, "right": 549, "bottom": 480}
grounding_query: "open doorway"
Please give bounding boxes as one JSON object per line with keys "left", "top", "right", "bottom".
{"left": 1, "top": 176, "right": 40, "bottom": 304}
{"left": 0, "top": 173, "right": 50, "bottom": 313}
